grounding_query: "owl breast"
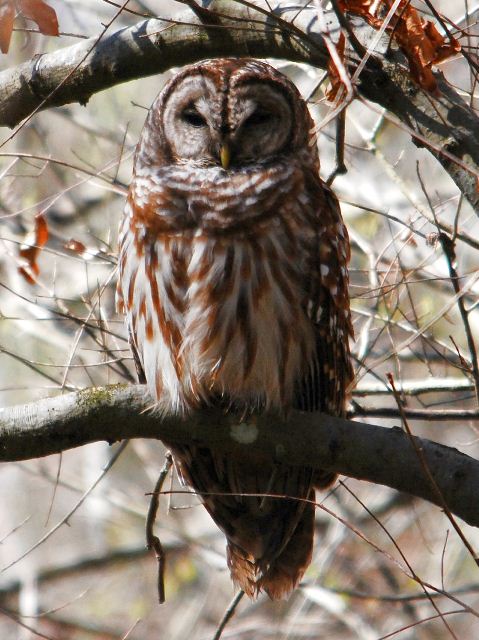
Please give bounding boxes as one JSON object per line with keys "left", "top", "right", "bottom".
{"left": 118, "top": 155, "right": 318, "bottom": 413}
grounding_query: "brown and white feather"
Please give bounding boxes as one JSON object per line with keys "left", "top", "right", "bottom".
{"left": 117, "top": 59, "right": 353, "bottom": 599}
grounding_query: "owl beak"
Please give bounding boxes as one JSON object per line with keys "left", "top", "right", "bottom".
{"left": 220, "top": 143, "right": 231, "bottom": 170}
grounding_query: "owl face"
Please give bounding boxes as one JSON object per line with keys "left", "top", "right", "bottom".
{"left": 150, "top": 59, "right": 308, "bottom": 169}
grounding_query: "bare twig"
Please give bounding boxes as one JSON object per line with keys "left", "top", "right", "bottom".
{"left": 145, "top": 452, "right": 173, "bottom": 604}
{"left": 1, "top": 441, "right": 129, "bottom": 573}
{"left": 439, "top": 233, "right": 479, "bottom": 406}
{"left": 350, "top": 405, "right": 479, "bottom": 421}
{"left": 353, "top": 378, "right": 474, "bottom": 396}
{"left": 339, "top": 479, "right": 459, "bottom": 639}
{"left": 387, "top": 373, "right": 479, "bottom": 566}
{"left": 212, "top": 590, "right": 245, "bottom": 640}
{"left": 0, "top": 607, "right": 57, "bottom": 640}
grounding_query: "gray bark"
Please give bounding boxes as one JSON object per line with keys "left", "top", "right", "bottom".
{"left": 1, "top": 384, "right": 479, "bottom": 529}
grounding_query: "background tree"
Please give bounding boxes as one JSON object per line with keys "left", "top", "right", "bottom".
{"left": 1, "top": 1, "right": 479, "bottom": 638}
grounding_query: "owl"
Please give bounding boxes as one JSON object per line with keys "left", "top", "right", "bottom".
{"left": 117, "top": 59, "right": 353, "bottom": 600}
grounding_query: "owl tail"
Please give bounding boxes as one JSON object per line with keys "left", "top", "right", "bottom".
{"left": 170, "top": 444, "right": 317, "bottom": 600}
{"left": 226, "top": 489, "right": 316, "bottom": 600}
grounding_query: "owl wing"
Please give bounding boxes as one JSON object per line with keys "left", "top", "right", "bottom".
{"left": 294, "top": 173, "right": 354, "bottom": 416}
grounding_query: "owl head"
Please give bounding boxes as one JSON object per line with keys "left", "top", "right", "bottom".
{"left": 136, "top": 58, "right": 315, "bottom": 171}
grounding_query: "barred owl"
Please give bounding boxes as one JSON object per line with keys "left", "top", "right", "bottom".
{"left": 117, "top": 59, "right": 353, "bottom": 599}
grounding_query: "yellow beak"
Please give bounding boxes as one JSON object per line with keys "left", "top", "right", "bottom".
{"left": 220, "top": 144, "right": 231, "bottom": 170}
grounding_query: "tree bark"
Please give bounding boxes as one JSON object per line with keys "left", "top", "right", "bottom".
{"left": 1, "top": 384, "right": 479, "bottom": 529}
{"left": 0, "top": 2, "right": 478, "bottom": 211}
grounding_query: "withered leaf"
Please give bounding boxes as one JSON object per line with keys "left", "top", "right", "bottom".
{"left": 64, "top": 239, "right": 87, "bottom": 255}
{"left": 337, "top": 0, "right": 460, "bottom": 93}
{"left": 326, "top": 32, "right": 346, "bottom": 101}
{"left": 18, "top": 213, "right": 49, "bottom": 284}
{"left": 0, "top": 0, "right": 59, "bottom": 53}
{"left": 0, "top": 2, "right": 15, "bottom": 53}
{"left": 18, "top": 0, "right": 59, "bottom": 36}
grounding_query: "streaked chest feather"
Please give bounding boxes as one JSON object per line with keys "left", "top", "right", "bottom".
{"left": 122, "top": 229, "right": 315, "bottom": 413}
{"left": 118, "top": 163, "right": 318, "bottom": 413}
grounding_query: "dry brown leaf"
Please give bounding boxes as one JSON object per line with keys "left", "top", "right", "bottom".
{"left": 424, "top": 20, "right": 461, "bottom": 64}
{"left": 326, "top": 32, "right": 346, "bottom": 101}
{"left": 0, "top": 2, "right": 15, "bottom": 53}
{"left": 338, "top": 0, "right": 376, "bottom": 18}
{"left": 18, "top": 213, "right": 49, "bottom": 284}
{"left": 337, "top": 0, "right": 460, "bottom": 92}
{"left": 18, "top": 0, "right": 59, "bottom": 36}
{"left": 0, "top": 0, "right": 59, "bottom": 53}
{"left": 394, "top": 9, "right": 461, "bottom": 92}
{"left": 394, "top": 7, "right": 440, "bottom": 91}
{"left": 64, "top": 239, "right": 87, "bottom": 255}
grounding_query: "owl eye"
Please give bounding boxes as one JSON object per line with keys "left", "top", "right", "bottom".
{"left": 244, "top": 109, "right": 272, "bottom": 127}
{"left": 181, "top": 107, "right": 207, "bottom": 128}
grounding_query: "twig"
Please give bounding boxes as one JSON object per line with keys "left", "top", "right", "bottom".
{"left": 212, "top": 590, "right": 245, "bottom": 640}
{"left": 314, "top": 0, "right": 355, "bottom": 130}
{"left": 0, "top": 606, "right": 57, "bottom": 640}
{"left": 1, "top": 441, "right": 129, "bottom": 573}
{"left": 329, "top": 0, "right": 367, "bottom": 59}
{"left": 415, "top": 162, "right": 479, "bottom": 406}
{"left": 339, "top": 479, "right": 459, "bottom": 639}
{"left": 439, "top": 233, "right": 479, "bottom": 407}
{"left": 352, "top": 378, "right": 474, "bottom": 396}
{"left": 349, "top": 405, "right": 479, "bottom": 421}
{"left": 376, "top": 610, "right": 463, "bottom": 640}
{"left": 350, "top": 0, "right": 403, "bottom": 85}
{"left": 326, "top": 108, "right": 347, "bottom": 184}
{"left": 324, "top": 582, "right": 479, "bottom": 602}
{"left": 387, "top": 373, "right": 479, "bottom": 566}
{"left": 145, "top": 452, "right": 173, "bottom": 604}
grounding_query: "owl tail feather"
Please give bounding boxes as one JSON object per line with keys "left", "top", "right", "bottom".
{"left": 226, "top": 490, "right": 315, "bottom": 600}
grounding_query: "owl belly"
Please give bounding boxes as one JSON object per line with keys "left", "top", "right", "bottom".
{"left": 152, "top": 231, "right": 316, "bottom": 412}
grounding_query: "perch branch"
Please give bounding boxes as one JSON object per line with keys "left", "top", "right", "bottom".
{"left": 1, "top": 384, "right": 479, "bottom": 529}
{"left": 0, "top": 2, "right": 478, "bottom": 211}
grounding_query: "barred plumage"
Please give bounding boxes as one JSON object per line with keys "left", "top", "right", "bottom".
{"left": 117, "top": 59, "right": 353, "bottom": 599}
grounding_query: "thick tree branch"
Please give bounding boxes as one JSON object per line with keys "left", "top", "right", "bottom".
{"left": 0, "top": 2, "right": 478, "bottom": 211}
{"left": 1, "top": 384, "right": 478, "bottom": 529}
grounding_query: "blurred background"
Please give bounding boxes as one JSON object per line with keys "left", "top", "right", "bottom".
{"left": 1, "top": 1, "right": 479, "bottom": 638}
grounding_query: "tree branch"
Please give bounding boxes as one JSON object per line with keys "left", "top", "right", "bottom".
{"left": 350, "top": 405, "right": 479, "bottom": 421}
{"left": 0, "top": 2, "right": 478, "bottom": 211}
{"left": 1, "top": 384, "right": 478, "bottom": 529}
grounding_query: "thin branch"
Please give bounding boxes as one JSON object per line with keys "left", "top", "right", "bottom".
{"left": 387, "top": 373, "right": 479, "bottom": 565}
{"left": 353, "top": 378, "right": 474, "bottom": 396}
{"left": 1, "top": 440, "right": 128, "bottom": 573}
{"left": 0, "top": 607, "right": 56, "bottom": 640}
{"left": 324, "top": 582, "right": 479, "bottom": 602}
{"left": 1, "top": 385, "right": 479, "bottom": 528}
{"left": 438, "top": 233, "right": 479, "bottom": 406}
{"left": 349, "top": 405, "right": 479, "bottom": 421}
{"left": 212, "top": 590, "right": 245, "bottom": 640}
{"left": 145, "top": 452, "right": 173, "bottom": 604}
{"left": 0, "top": 545, "right": 156, "bottom": 597}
